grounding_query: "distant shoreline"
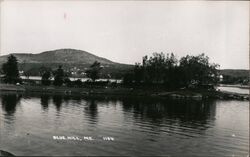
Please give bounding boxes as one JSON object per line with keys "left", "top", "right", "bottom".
{"left": 219, "top": 84, "right": 249, "bottom": 89}
{"left": 0, "top": 83, "right": 248, "bottom": 101}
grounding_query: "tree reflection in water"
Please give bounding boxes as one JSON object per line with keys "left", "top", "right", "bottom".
{"left": 0, "top": 93, "right": 216, "bottom": 134}
{"left": 1, "top": 94, "right": 22, "bottom": 117}
{"left": 84, "top": 99, "right": 98, "bottom": 124}
{"left": 52, "top": 95, "right": 63, "bottom": 112}
{"left": 121, "top": 98, "right": 216, "bottom": 131}
{"left": 41, "top": 95, "right": 50, "bottom": 111}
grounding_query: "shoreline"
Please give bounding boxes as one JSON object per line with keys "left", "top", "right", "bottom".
{"left": 0, "top": 84, "right": 249, "bottom": 101}
{"left": 219, "top": 84, "right": 250, "bottom": 89}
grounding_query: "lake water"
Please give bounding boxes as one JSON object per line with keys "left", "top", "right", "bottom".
{"left": 0, "top": 93, "right": 249, "bottom": 156}
{"left": 217, "top": 86, "right": 249, "bottom": 95}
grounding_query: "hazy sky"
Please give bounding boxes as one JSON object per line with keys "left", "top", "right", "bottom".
{"left": 0, "top": 1, "right": 249, "bottom": 69}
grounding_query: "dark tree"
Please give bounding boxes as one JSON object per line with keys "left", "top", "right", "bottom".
{"left": 122, "top": 72, "right": 134, "bottom": 85}
{"left": 125, "top": 52, "right": 178, "bottom": 86}
{"left": 179, "top": 53, "right": 219, "bottom": 87}
{"left": 53, "top": 65, "right": 65, "bottom": 86}
{"left": 133, "top": 63, "right": 144, "bottom": 84}
{"left": 2, "top": 55, "right": 21, "bottom": 84}
{"left": 40, "top": 66, "right": 52, "bottom": 86}
{"left": 64, "top": 78, "right": 72, "bottom": 87}
{"left": 74, "top": 79, "right": 83, "bottom": 87}
{"left": 123, "top": 52, "right": 219, "bottom": 89}
{"left": 86, "top": 61, "right": 102, "bottom": 82}
{"left": 41, "top": 71, "right": 51, "bottom": 86}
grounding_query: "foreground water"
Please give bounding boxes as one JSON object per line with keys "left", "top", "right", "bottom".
{"left": 0, "top": 93, "right": 249, "bottom": 156}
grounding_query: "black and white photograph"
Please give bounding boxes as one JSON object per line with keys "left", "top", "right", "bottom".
{"left": 0, "top": 0, "right": 249, "bottom": 156}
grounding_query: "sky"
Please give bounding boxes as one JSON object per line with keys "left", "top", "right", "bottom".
{"left": 0, "top": 1, "right": 249, "bottom": 69}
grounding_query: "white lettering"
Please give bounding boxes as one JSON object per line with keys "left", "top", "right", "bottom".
{"left": 103, "top": 137, "right": 114, "bottom": 141}
{"left": 53, "top": 136, "right": 66, "bottom": 140}
{"left": 83, "top": 136, "right": 93, "bottom": 140}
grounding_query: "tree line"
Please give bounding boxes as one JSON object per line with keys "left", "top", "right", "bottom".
{"left": 1, "top": 52, "right": 220, "bottom": 89}
{"left": 123, "top": 52, "right": 219, "bottom": 89}
{"left": 41, "top": 61, "right": 103, "bottom": 87}
{"left": 0, "top": 55, "right": 103, "bottom": 87}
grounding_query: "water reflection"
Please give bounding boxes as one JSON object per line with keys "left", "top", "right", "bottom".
{"left": 63, "top": 95, "right": 71, "bottom": 105}
{"left": 52, "top": 95, "right": 63, "bottom": 112}
{"left": 1, "top": 94, "right": 21, "bottom": 116}
{"left": 1, "top": 93, "right": 216, "bottom": 130}
{"left": 121, "top": 98, "right": 216, "bottom": 130}
{"left": 0, "top": 93, "right": 248, "bottom": 156}
{"left": 41, "top": 95, "right": 50, "bottom": 111}
{"left": 84, "top": 99, "right": 98, "bottom": 124}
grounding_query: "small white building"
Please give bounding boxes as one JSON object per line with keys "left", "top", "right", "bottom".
{"left": 219, "top": 75, "right": 223, "bottom": 81}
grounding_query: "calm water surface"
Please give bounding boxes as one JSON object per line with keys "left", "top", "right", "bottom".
{"left": 0, "top": 93, "right": 249, "bottom": 156}
{"left": 217, "top": 86, "right": 249, "bottom": 95}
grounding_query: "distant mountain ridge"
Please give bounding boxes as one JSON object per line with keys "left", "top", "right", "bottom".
{"left": 0, "top": 48, "right": 133, "bottom": 78}
{"left": 0, "top": 49, "right": 115, "bottom": 65}
{"left": 0, "top": 49, "right": 248, "bottom": 79}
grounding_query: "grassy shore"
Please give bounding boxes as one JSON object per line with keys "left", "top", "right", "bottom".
{"left": 0, "top": 83, "right": 248, "bottom": 101}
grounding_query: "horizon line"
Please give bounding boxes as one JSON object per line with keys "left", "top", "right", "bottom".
{"left": 0, "top": 48, "right": 249, "bottom": 70}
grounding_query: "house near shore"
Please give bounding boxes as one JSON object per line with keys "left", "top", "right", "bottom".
{"left": 22, "top": 77, "right": 41, "bottom": 85}
{"left": 219, "top": 75, "right": 223, "bottom": 82}
{"left": 20, "top": 76, "right": 122, "bottom": 85}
